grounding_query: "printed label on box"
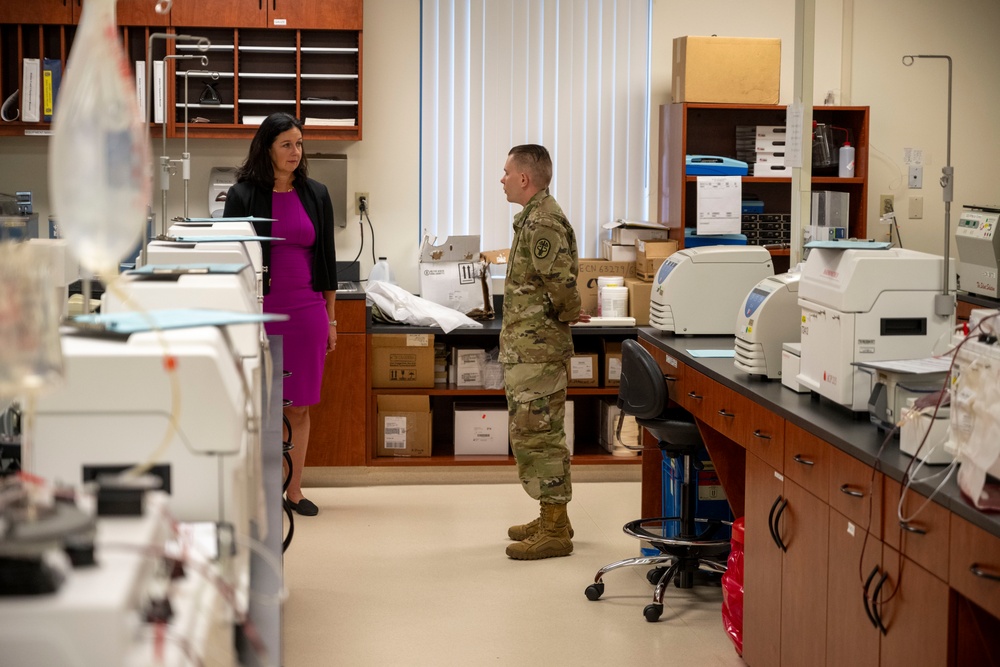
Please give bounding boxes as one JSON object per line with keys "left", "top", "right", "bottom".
{"left": 570, "top": 356, "right": 594, "bottom": 379}
{"left": 406, "top": 334, "right": 430, "bottom": 346}
{"left": 384, "top": 416, "right": 407, "bottom": 449}
{"left": 608, "top": 357, "right": 622, "bottom": 382}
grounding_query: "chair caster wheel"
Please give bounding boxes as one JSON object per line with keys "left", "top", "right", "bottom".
{"left": 646, "top": 567, "right": 667, "bottom": 585}
{"left": 643, "top": 603, "right": 663, "bottom": 622}
{"left": 585, "top": 583, "right": 604, "bottom": 601}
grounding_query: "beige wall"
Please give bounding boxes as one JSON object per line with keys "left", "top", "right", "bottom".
{"left": 1, "top": 0, "right": 998, "bottom": 293}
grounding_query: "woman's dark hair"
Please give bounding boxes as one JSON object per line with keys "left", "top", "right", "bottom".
{"left": 236, "top": 112, "right": 309, "bottom": 189}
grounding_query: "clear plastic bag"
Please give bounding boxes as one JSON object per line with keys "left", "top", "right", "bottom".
{"left": 48, "top": 0, "right": 151, "bottom": 278}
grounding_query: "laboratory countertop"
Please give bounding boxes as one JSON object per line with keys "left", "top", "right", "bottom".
{"left": 637, "top": 327, "right": 1000, "bottom": 540}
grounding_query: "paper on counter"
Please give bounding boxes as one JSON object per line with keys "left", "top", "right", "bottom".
{"left": 696, "top": 176, "right": 741, "bottom": 235}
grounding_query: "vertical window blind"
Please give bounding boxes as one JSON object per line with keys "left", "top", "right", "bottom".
{"left": 420, "top": 0, "right": 651, "bottom": 257}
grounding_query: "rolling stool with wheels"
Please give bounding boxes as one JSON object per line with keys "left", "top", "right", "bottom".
{"left": 584, "top": 339, "right": 730, "bottom": 622}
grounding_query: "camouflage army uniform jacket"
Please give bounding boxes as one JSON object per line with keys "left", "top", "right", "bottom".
{"left": 499, "top": 190, "right": 582, "bottom": 364}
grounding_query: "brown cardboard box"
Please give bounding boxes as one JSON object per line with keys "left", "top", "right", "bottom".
{"left": 635, "top": 239, "right": 678, "bottom": 279}
{"left": 603, "top": 340, "right": 622, "bottom": 386}
{"left": 626, "top": 278, "right": 653, "bottom": 326}
{"left": 371, "top": 333, "right": 435, "bottom": 388}
{"left": 577, "top": 258, "right": 636, "bottom": 315}
{"left": 568, "top": 353, "right": 600, "bottom": 387}
{"left": 672, "top": 36, "right": 780, "bottom": 104}
{"left": 377, "top": 395, "right": 432, "bottom": 457}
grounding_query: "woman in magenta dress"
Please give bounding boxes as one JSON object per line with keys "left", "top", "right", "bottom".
{"left": 224, "top": 112, "right": 338, "bottom": 516}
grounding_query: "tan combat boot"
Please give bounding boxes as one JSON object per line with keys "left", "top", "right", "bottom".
{"left": 506, "top": 503, "right": 573, "bottom": 560}
{"left": 507, "top": 507, "right": 574, "bottom": 541}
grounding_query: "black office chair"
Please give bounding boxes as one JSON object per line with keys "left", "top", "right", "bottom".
{"left": 584, "top": 338, "right": 730, "bottom": 622}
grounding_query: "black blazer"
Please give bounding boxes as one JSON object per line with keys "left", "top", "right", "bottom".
{"left": 222, "top": 178, "right": 338, "bottom": 295}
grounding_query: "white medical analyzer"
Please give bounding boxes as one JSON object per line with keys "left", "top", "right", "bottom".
{"left": 797, "top": 246, "right": 955, "bottom": 412}
{"left": 649, "top": 245, "right": 773, "bottom": 335}
{"left": 734, "top": 271, "right": 801, "bottom": 379}
{"left": 145, "top": 236, "right": 267, "bottom": 299}
{"left": 955, "top": 205, "right": 1000, "bottom": 298}
{"left": 29, "top": 318, "right": 275, "bottom": 615}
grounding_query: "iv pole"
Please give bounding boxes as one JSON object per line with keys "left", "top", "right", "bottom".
{"left": 902, "top": 54, "right": 955, "bottom": 317}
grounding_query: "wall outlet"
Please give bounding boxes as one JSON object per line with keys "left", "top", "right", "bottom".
{"left": 355, "top": 191, "right": 369, "bottom": 215}
{"left": 879, "top": 194, "right": 895, "bottom": 220}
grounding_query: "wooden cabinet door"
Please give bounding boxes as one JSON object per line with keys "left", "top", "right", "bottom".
{"left": 168, "top": 0, "right": 266, "bottom": 28}
{"left": 827, "top": 509, "right": 881, "bottom": 667}
{"left": 0, "top": 1, "right": 73, "bottom": 24}
{"left": 116, "top": 0, "right": 170, "bottom": 26}
{"left": 878, "top": 545, "right": 950, "bottom": 667}
{"left": 307, "top": 300, "right": 367, "bottom": 467}
{"left": 743, "top": 453, "right": 784, "bottom": 667}
{"left": 779, "top": 478, "right": 829, "bottom": 667}
{"left": 269, "top": 0, "right": 363, "bottom": 30}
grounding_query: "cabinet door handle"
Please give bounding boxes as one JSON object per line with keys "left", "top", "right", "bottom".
{"left": 839, "top": 484, "right": 864, "bottom": 498}
{"left": 970, "top": 564, "right": 1000, "bottom": 582}
{"left": 773, "top": 498, "right": 789, "bottom": 552}
{"left": 752, "top": 429, "right": 772, "bottom": 440}
{"left": 718, "top": 409, "right": 735, "bottom": 418}
{"left": 687, "top": 391, "right": 703, "bottom": 401}
{"left": 862, "top": 565, "right": 880, "bottom": 629}
{"left": 793, "top": 454, "right": 815, "bottom": 466}
{"left": 899, "top": 520, "right": 927, "bottom": 535}
{"left": 767, "top": 496, "right": 783, "bottom": 551}
{"left": 871, "top": 571, "right": 890, "bottom": 635}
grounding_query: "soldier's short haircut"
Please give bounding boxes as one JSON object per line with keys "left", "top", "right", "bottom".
{"left": 509, "top": 144, "right": 553, "bottom": 189}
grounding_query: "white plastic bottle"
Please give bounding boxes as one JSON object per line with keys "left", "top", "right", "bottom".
{"left": 368, "top": 257, "right": 396, "bottom": 285}
{"left": 838, "top": 142, "right": 855, "bottom": 178}
{"left": 48, "top": 0, "right": 151, "bottom": 279}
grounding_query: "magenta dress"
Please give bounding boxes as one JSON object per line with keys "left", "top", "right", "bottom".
{"left": 264, "top": 191, "right": 329, "bottom": 407}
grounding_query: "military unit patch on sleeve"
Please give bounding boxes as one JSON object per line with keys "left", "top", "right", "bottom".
{"left": 533, "top": 237, "right": 552, "bottom": 259}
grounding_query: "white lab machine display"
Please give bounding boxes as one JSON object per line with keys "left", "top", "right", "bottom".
{"left": 955, "top": 205, "right": 1000, "bottom": 298}
{"left": 734, "top": 271, "right": 801, "bottom": 379}
{"left": 947, "top": 308, "right": 1000, "bottom": 509}
{"left": 30, "top": 325, "right": 258, "bottom": 613}
{"left": 0, "top": 493, "right": 236, "bottom": 667}
{"left": 649, "top": 245, "right": 774, "bottom": 335}
{"left": 796, "top": 246, "right": 955, "bottom": 412}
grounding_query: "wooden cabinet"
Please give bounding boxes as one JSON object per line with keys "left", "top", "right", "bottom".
{"left": 0, "top": 1, "right": 363, "bottom": 140}
{"left": 0, "top": 1, "right": 74, "bottom": 25}
{"left": 167, "top": 0, "right": 362, "bottom": 30}
{"left": 658, "top": 103, "right": 871, "bottom": 270}
{"left": 308, "top": 298, "right": 367, "bottom": 467}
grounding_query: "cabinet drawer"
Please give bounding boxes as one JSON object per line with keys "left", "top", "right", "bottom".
{"left": 949, "top": 515, "right": 1000, "bottom": 619}
{"left": 783, "top": 422, "right": 830, "bottom": 502}
{"left": 701, "top": 381, "right": 751, "bottom": 444}
{"left": 828, "top": 447, "right": 882, "bottom": 537}
{"left": 882, "top": 477, "right": 949, "bottom": 581}
{"left": 660, "top": 352, "right": 687, "bottom": 405}
{"left": 677, "top": 367, "right": 710, "bottom": 418}
{"left": 743, "top": 400, "right": 784, "bottom": 471}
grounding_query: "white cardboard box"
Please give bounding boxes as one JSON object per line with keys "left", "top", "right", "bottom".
{"left": 601, "top": 239, "right": 638, "bottom": 262}
{"left": 418, "top": 235, "right": 493, "bottom": 316}
{"left": 454, "top": 403, "right": 508, "bottom": 455}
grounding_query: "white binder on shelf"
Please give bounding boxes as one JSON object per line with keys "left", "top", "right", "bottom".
{"left": 152, "top": 60, "right": 165, "bottom": 124}
{"left": 135, "top": 60, "right": 146, "bottom": 121}
{"left": 21, "top": 58, "right": 40, "bottom": 122}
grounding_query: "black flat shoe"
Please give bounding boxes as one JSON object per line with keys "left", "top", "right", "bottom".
{"left": 286, "top": 498, "right": 318, "bottom": 516}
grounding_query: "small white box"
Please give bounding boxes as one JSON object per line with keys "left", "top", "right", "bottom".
{"left": 454, "top": 403, "right": 508, "bottom": 455}
{"left": 755, "top": 126, "right": 786, "bottom": 140}
{"left": 755, "top": 137, "right": 787, "bottom": 152}
{"left": 755, "top": 151, "right": 786, "bottom": 165}
{"left": 455, "top": 348, "right": 486, "bottom": 387}
{"left": 755, "top": 163, "right": 792, "bottom": 177}
{"left": 601, "top": 239, "right": 637, "bottom": 262}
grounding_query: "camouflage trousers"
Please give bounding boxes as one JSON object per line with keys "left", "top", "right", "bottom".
{"left": 503, "top": 361, "right": 572, "bottom": 504}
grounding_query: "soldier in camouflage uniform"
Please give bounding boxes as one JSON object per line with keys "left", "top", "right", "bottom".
{"left": 499, "top": 144, "right": 589, "bottom": 560}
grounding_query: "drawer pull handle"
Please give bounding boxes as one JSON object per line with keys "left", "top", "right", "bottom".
{"left": 718, "top": 409, "right": 735, "bottom": 418}
{"left": 687, "top": 391, "right": 703, "bottom": 401}
{"left": 970, "top": 564, "right": 1000, "bottom": 582}
{"left": 773, "top": 498, "right": 789, "bottom": 552}
{"left": 664, "top": 375, "right": 678, "bottom": 382}
{"left": 753, "top": 429, "right": 772, "bottom": 440}
{"left": 793, "top": 454, "right": 815, "bottom": 466}
{"left": 839, "top": 484, "right": 864, "bottom": 498}
{"left": 899, "top": 521, "right": 927, "bottom": 535}
{"left": 862, "top": 565, "right": 880, "bottom": 629}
